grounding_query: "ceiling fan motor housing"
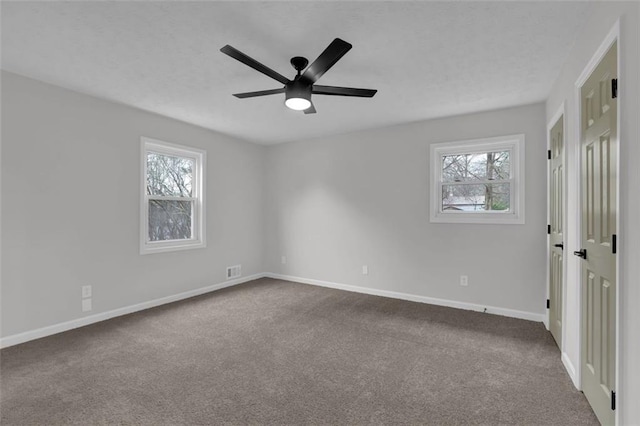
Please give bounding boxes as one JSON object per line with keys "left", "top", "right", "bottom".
{"left": 285, "top": 79, "right": 312, "bottom": 103}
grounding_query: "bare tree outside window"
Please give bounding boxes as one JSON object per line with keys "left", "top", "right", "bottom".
{"left": 146, "top": 153, "right": 194, "bottom": 241}
{"left": 441, "top": 150, "right": 511, "bottom": 212}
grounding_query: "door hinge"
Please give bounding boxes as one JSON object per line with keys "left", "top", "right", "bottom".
{"left": 612, "top": 234, "right": 617, "bottom": 254}
{"left": 547, "top": 224, "right": 551, "bottom": 235}
{"left": 611, "top": 390, "right": 616, "bottom": 410}
{"left": 547, "top": 149, "right": 551, "bottom": 160}
{"left": 546, "top": 299, "right": 550, "bottom": 309}
{"left": 612, "top": 79, "right": 618, "bottom": 99}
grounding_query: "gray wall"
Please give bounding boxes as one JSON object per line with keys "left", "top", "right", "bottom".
{"left": 265, "top": 103, "right": 547, "bottom": 316}
{"left": 1, "top": 71, "right": 265, "bottom": 337}
{"left": 545, "top": 2, "right": 639, "bottom": 423}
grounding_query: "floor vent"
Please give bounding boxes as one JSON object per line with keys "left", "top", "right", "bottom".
{"left": 226, "top": 265, "right": 242, "bottom": 280}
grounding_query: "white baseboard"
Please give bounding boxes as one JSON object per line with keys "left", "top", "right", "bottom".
{"left": 1, "top": 272, "right": 546, "bottom": 349}
{"left": 265, "top": 273, "right": 545, "bottom": 322}
{"left": 561, "top": 351, "right": 579, "bottom": 389}
{"left": 0, "top": 273, "right": 266, "bottom": 349}
{"left": 543, "top": 315, "right": 550, "bottom": 330}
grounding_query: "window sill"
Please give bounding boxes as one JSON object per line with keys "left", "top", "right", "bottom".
{"left": 430, "top": 212, "right": 525, "bottom": 225}
{"left": 140, "top": 239, "right": 206, "bottom": 255}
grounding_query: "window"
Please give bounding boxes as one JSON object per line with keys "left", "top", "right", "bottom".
{"left": 430, "top": 134, "right": 525, "bottom": 224}
{"left": 140, "top": 137, "right": 205, "bottom": 254}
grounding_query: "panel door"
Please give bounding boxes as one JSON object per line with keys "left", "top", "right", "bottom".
{"left": 549, "top": 115, "right": 564, "bottom": 348}
{"left": 580, "top": 42, "right": 617, "bottom": 426}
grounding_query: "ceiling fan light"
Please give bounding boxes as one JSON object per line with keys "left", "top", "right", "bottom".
{"left": 285, "top": 97, "right": 311, "bottom": 111}
{"left": 285, "top": 80, "right": 312, "bottom": 111}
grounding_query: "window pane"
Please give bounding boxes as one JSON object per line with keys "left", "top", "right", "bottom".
{"left": 442, "top": 151, "right": 510, "bottom": 182}
{"left": 148, "top": 200, "right": 192, "bottom": 241}
{"left": 442, "top": 183, "right": 510, "bottom": 211}
{"left": 146, "top": 152, "right": 193, "bottom": 197}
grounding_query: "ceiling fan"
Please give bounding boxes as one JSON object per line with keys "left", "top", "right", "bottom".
{"left": 220, "top": 38, "right": 377, "bottom": 114}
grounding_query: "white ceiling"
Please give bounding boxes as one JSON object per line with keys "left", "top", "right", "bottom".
{"left": 1, "top": 1, "right": 591, "bottom": 145}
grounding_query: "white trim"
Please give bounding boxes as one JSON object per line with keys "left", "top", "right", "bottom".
{"left": 572, "top": 81, "right": 584, "bottom": 391}
{"left": 140, "top": 136, "right": 206, "bottom": 255}
{"left": 0, "top": 273, "right": 265, "bottom": 349}
{"left": 547, "top": 103, "right": 566, "bottom": 135}
{"left": 562, "top": 351, "right": 579, "bottom": 389}
{"left": 575, "top": 21, "right": 619, "bottom": 88}
{"left": 265, "top": 273, "right": 544, "bottom": 322}
{"left": 613, "top": 26, "right": 621, "bottom": 426}
{"left": 0, "top": 272, "right": 547, "bottom": 348}
{"left": 429, "top": 134, "right": 525, "bottom": 224}
{"left": 559, "top": 104, "right": 569, "bottom": 355}
{"left": 572, "top": 20, "right": 620, "bottom": 421}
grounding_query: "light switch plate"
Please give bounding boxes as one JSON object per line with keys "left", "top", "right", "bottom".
{"left": 81, "top": 285, "right": 92, "bottom": 298}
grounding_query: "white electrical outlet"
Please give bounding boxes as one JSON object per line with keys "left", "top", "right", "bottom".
{"left": 281, "top": 256, "right": 287, "bottom": 264}
{"left": 460, "top": 275, "right": 469, "bottom": 286}
{"left": 362, "top": 265, "right": 369, "bottom": 275}
{"left": 82, "top": 299, "right": 92, "bottom": 312}
{"left": 81, "top": 285, "right": 92, "bottom": 299}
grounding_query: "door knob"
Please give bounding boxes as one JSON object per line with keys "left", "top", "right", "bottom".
{"left": 573, "top": 249, "right": 587, "bottom": 259}
{"left": 554, "top": 243, "right": 564, "bottom": 250}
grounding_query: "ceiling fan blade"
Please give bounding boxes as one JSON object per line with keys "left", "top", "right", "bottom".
{"left": 312, "top": 85, "right": 377, "bottom": 97}
{"left": 233, "top": 88, "right": 285, "bottom": 99}
{"left": 301, "top": 38, "right": 352, "bottom": 84}
{"left": 304, "top": 103, "right": 317, "bottom": 114}
{"left": 221, "top": 45, "right": 290, "bottom": 85}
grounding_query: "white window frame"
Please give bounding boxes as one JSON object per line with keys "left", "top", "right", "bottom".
{"left": 430, "top": 134, "right": 525, "bottom": 224}
{"left": 140, "top": 137, "right": 206, "bottom": 254}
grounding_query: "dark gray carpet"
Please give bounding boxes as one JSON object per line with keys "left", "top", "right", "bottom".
{"left": 1, "top": 278, "right": 597, "bottom": 425}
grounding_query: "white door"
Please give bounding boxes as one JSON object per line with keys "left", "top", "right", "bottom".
{"left": 549, "top": 115, "right": 564, "bottom": 348}
{"left": 578, "top": 42, "right": 617, "bottom": 426}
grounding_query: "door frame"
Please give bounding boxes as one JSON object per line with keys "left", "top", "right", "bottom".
{"left": 545, "top": 102, "right": 567, "bottom": 348}
{"left": 573, "top": 19, "right": 620, "bottom": 424}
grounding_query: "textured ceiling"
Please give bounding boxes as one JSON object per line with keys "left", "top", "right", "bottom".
{"left": 1, "top": 1, "right": 591, "bottom": 145}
